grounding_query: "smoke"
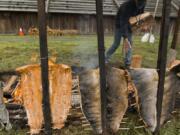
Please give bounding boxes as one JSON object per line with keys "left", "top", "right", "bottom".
{"left": 71, "top": 37, "right": 99, "bottom": 70}
{"left": 81, "top": 55, "right": 99, "bottom": 70}
{"left": 71, "top": 44, "right": 99, "bottom": 74}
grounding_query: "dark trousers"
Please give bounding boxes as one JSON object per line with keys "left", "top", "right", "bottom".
{"left": 106, "top": 28, "right": 132, "bottom": 66}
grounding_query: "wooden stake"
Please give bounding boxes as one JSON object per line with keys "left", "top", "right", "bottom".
{"left": 95, "top": 0, "right": 108, "bottom": 134}
{"left": 37, "top": 0, "right": 52, "bottom": 134}
{"left": 167, "top": 9, "right": 179, "bottom": 67}
{"left": 155, "top": 0, "right": 172, "bottom": 134}
{"left": 171, "top": 9, "right": 180, "bottom": 49}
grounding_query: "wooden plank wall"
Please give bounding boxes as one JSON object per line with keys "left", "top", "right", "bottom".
{"left": 0, "top": 0, "right": 178, "bottom": 17}
{"left": 0, "top": 12, "right": 115, "bottom": 34}
{"left": 0, "top": 12, "right": 38, "bottom": 34}
{"left": 0, "top": 12, "right": 176, "bottom": 35}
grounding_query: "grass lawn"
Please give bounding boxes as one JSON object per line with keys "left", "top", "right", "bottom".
{"left": 0, "top": 35, "right": 179, "bottom": 135}
{"left": 0, "top": 35, "right": 179, "bottom": 71}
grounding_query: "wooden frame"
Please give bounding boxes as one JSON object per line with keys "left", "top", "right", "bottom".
{"left": 36, "top": 0, "right": 174, "bottom": 135}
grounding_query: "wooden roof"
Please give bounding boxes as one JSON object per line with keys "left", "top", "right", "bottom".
{"left": 0, "top": 0, "right": 179, "bottom": 17}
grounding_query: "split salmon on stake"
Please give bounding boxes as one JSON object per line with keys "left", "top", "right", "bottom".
{"left": 79, "top": 66, "right": 129, "bottom": 134}
{"left": 131, "top": 63, "right": 180, "bottom": 132}
{"left": 13, "top": 62, "right": 72, "bottom": 134}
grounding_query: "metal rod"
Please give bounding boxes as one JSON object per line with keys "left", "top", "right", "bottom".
{"left": 171, "top": 9, "right": 180, "bottom": 49}
{"left": 95, "top": 0, "right": 108, "bottom": 135}
{"left": 37, "top": 0, "right": 52, "bottom": 134}
{"left": 155, "top": 0, "right": 172, "bottom": 134}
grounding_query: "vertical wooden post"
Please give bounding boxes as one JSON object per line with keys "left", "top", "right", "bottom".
{"left": 155, "top": 0, "right": 172, "bottom": 134}
{"left": 171, "top": 9, "right": 180, "bottom": 49}
{"left": 95, "top": 0, "right": 108, "bottom": 135}
{"left": 37, "top": 0, "right": 52, "bottom": 134}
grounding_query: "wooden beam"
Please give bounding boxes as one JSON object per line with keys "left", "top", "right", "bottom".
{"left": 112, "top": 0, "right": 120, "bottom": 8}
{"left": 37, "top": 0, "right": 52, "bottom": 134}
{"left": 95, "top": 0, "right": 108, "bottom": 135}
{"left": 171, "top": 9, "right": 180, "bottom": 49}
{"left": 46, "top": 0, "right": 50, "bottom": 13}
{"left": 171, "top": 1, "right": 179, "bottom": 11}
{"left": 155, "top": 0, "right": 172, "bottom": 134}
{"left": 3, "top": 76, "right": 18, "bottom": 93}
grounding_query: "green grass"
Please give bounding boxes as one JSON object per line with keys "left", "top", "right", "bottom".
{"left": 0, "top": 112, "right": 179, "bottom": 135}
{"left": 0, "top": 35, "right": 179, "bottom": 135}
{"left": 0, "top": 35, "right": 179, "bottom": 71}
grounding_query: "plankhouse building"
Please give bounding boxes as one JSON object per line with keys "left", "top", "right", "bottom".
{"left": 0, "top": 0, "right": 179, "bottom": 34}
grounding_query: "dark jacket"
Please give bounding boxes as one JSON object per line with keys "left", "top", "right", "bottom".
{"left": 116, "top": 0, "right": 146, "bottom": 38}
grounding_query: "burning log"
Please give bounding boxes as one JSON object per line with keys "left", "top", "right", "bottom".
{"left": 12, "top": 62, "right": 72, "bottom": 134}
{"left": 3, "top": 76, "right": 18, "bottom": 95}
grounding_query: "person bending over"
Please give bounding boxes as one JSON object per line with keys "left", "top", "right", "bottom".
{"left": 106, "top": 0, "right": 147, "bottom": 69}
